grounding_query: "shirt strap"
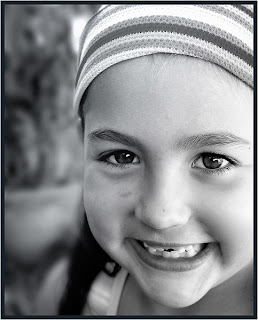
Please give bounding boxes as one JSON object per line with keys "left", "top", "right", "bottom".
{"left": 107, "top": 268, "right": 128, "bottom": 315}
{"left": 84, "top": 268, "right": 128, "bottom": 315}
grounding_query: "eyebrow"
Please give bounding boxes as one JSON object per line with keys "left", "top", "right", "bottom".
{"left": 175, "top": 132, "right": 250, "bottom": 151}
{"left": 88, "top": 129, "right": 145, "bottom": 151}
{"left": 88, "top": 129, "right": 250, "bottom": 151}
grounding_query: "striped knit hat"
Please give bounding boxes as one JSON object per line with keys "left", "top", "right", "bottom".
{"left": 74, "top": 4, "right": 254, "bottom": 114}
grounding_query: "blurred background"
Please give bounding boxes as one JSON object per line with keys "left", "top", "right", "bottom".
{"left": 4, "top": 4, "right": 100, "bottom": 315}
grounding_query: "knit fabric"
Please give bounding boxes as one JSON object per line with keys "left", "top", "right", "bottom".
{"left": 74, "top": 4, "right": 254, "bottom": 114}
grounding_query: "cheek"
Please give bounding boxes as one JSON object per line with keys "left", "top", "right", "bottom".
{"left": 197, "top": 171, "right": 253, "bottom": 264}
{"left": 83, "top": 168, "right": 139, "bottom": 247}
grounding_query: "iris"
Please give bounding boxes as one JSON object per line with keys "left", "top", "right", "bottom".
{"left": 203, "top": 155, "right": 223, "bottom": 169}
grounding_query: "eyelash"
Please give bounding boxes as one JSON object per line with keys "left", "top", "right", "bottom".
{"left": 192, "top": 152, "right": 239, "bottom": 176}
{"left": 97, "top": 150, "right": 140, "bottom": 169}
{"left": 97, "top": 150, "right": 239, "bottom": 175}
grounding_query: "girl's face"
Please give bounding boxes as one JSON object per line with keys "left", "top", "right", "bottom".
{"left": 83, "top": 55, "right": 253, "bottom": 308}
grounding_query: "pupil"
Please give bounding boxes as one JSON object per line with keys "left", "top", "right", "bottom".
{"left": 203, "top": 155, "right": 223, "bottom": 169}
{"left": 115, "top": 152, "right": 134, "bottom": 164}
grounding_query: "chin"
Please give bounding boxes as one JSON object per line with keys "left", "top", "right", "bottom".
{"left": 154, "top": 292, "right": 202, "bottom": 309}
{"left": 145, "top": 282, "right": 210, "bottom": 309}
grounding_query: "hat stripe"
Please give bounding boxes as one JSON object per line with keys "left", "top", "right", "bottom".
{"left": 231, "top": 4, "right": 253, "bottom": 17}
{"left": 242, "top": 4, "right": 254, "bottom": 13}
{"left": 78, "top": 5, "right": 137, "bottom": 61}
{"left": 198, "top": 5, "right": 253, "bottom": 31}
{"left": 77, "top": 32, "right": 252, "bottom": 91}
{"left": 79, "top": 5, "right": 252, "bottom": 61}
{"left": 76, "top": 22, "right": 252, "bottom": 85}
{"left": 84, "top": 14, "right": 252, "bottom": 56}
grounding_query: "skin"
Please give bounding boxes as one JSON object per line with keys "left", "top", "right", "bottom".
{"left": 82, "top": 55, "right": 253, "bottom": 314}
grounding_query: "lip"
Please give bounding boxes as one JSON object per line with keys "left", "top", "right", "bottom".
{"left": 128, "top": 238, "right": 217, "bottom": 272}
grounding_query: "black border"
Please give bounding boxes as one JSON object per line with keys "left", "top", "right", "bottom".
{"left": 2, "top": 1, "right": 5, "bottom": 319}
{"left": 1, "top": 1, "right": 258, "bottom": 4}
{"left": 1, "top": 1, "right": 257, "bottom": 319}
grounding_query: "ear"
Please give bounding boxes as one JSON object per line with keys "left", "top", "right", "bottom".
{"left": 76, "top": 118, "right": 84, "bottom": 142}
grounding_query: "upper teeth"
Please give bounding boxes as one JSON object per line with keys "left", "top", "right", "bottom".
{"left": 143, "top": 242, "right": 203, "bottom": 259}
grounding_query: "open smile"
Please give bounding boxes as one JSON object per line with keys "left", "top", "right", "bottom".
{"left": 129, "top": 239, "right": 217, "bottom": 272}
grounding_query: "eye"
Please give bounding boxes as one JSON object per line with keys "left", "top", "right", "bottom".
{"left": 108, "top": 151, "right": 139, "bottom": 164}
{"left": 98, "top": 150, "right": 140, "bottom": 167}
{"left": 192, "top": 153, "right": 230, "bottom": 170}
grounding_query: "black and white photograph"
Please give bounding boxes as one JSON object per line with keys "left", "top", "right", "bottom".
{"left": 3, "top": 2, "right": 255, "bottom": 317}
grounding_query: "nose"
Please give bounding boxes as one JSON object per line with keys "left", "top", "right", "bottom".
{"left": 135, "top": 167, "right": 192, "bottom": 230}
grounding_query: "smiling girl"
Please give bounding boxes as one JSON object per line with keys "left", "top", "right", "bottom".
{"left": 36, "top": 4, "right": 254, "bottom": 316}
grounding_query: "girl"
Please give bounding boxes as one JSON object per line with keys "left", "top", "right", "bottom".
{"left": 38, "top": 4, "right": 254, "bottom": 316}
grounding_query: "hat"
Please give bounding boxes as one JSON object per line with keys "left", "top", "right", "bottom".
{"left": 74, "top": 4, "right": 253, "bottom": 114}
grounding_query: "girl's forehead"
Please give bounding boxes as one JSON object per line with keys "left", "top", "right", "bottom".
{"left": 84, "top": 55, "right": 252, "bottom": 144}
{"left": 90, "top": 54, "right": 246, "bottom": 92}
{"left": 86, "top": 54, "right": 251, "bottom": 110}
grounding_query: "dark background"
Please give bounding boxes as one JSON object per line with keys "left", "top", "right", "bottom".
{"left": 4, "top": 4, "right": 100, "bottom": 315}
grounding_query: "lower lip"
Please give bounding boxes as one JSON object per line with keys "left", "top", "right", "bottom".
{"left": 129, "top": 239, "right": 217, "bottom": 272}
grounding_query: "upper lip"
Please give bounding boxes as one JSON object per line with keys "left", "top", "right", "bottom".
{"left": 137, "top": 239, "right": 209, "bottom": 247}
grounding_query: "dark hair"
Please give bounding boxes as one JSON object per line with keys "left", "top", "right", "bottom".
{"left": 78, "top": 90, "right": 87, "bottom": 135}
{"left": 58, "top": 95, "right": 120, "bottom": 315}
{"left": 58, "top": 214, "right": 120, "bottom": 315}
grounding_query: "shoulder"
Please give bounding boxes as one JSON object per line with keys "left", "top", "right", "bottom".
{"left": 34, "top": 257, "right": 69, "bottom": 315}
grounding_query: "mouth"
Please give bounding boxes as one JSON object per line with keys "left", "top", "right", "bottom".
{"left": 140, "top": 240, "right": 207, "bottom": 258}
{"left": 129, "top": 239, "right": 217, "bottom": 272}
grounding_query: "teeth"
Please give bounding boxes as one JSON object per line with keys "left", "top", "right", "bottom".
{"left": 143, "top": 241, "right": 204, "bottom": 259}
{"left": 185, "top": 245, "right": 194, "bottom": 251}
{"left": 170, "top": 251, "right": 180, "bottom": 258}
{"left": 194, "top": 244, "right": 202, "bottom": 252}
{"left": 162, "top": 251, "right": 171, "bottom": 258}
{"left": 155, "top": 247, "right": 164, "bottom": 251}
{"left": 148, "top": 247, "right": 157, "bottom": 254}
{"left": 186, "top": 248, "right": 196, "bottom": 257}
